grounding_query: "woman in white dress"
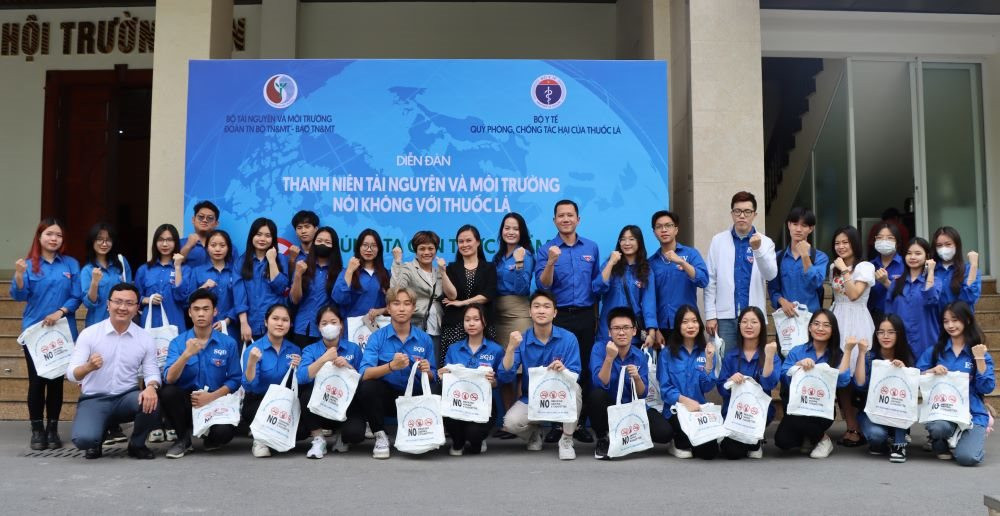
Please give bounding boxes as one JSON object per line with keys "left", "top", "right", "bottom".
{"left": 829, "top": 225, "right": 875, "bottom": 447}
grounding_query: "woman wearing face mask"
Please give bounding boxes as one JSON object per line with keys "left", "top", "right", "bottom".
{"left": 854, "top": 314, "right": 915, "bottom": 463}
{"left": 593, "top": 225, "right": 658, "bottom": 349}
{"left": 931, "top": 226, "right": 981, "bottom": 315}
{"left": 883, "top": 238, "right": 941, "bottom": 359}
{"left": 333, "top": 228, "right": 391, "bottom": 320}
{"left": 917, "top": 302, "right": 994, "bottom": 466}
{"left": 297, "top": 305, "right": 364, "bottom": 459}
{"left": 290, "top": 227, "right": 343, "bottom": 347}
{"left": 439, "top": 304, "right": 504, "bottom": 456}
{"left": 775, "top": 310, "right": 854, "bottom": 459}
{"left": 867, "top": 223, "right": 904, "bottom": 321}
{"left": 440, "top": 225, "right": 498, "bottom": 363}
{"left": 241, "top": 304, "right": 302, "bottom": 458}
{"left": 390, "top": 230, "right": 446, "bottom": 356}
{"left": 828, "top": 226, "right": 875, "bottom": 447}
{"left": 187, "top": 230, "right": 239, "bottom": 334}
{"left": 235, "top": 218, "right": 289, "bottom": 345}
{"left": 80, "top": 223, "right": 132, "bottom": 328}
{"left": 11, "top": 218, "right": 82, "bottom": 450}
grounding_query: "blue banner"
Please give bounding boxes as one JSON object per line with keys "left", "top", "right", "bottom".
{"left": 185, "top": 59, "right": 668, "bottom": 259}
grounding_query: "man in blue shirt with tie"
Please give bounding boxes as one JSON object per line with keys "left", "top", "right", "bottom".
{"left": 534, "top": 199, "right": 600, "bottom": 443}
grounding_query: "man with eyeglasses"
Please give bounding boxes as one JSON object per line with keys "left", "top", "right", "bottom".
{"left": 159, "top": 288, "right": 242, "bottom": 459}
{"left": 67, "top": 283, "right": 161, "bottom": 459}
{"left": 587, "top": 306, "right": 673, "bottom": 460}
{"left": 180, "top": 201, "right": 238, "bottom": 268}
{"left": 649, "top": 210, "right": 709, "bottom": 344}
{"left": 704, "top": 192, "right": 777, "bottom": 371}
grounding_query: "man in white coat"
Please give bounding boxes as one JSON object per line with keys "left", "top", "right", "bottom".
{"left": 704, "top": 191, "right": 777, "bottom": 370}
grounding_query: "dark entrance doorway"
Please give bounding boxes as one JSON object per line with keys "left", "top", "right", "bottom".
{"left": 41, "top": 66, "right": 151, "bottom": 269}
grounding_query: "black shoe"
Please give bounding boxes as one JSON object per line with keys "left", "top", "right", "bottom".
{"left": 165, "top": 439, "right": 193, "bottom": 459}
{"left": 202, "top": 438, "right": 221, "bottom": 452}
{"left": 46, "top": 421, "right": 62, "bottom": 449}
{"left": 573, "top": 428, "right": 594, "bottom": 444}
{"left": 889, "top": 443, "right": 907, "bottom": 463}
{"left": 127, "top": 444, "right": 155, "bottom": 460}
{"left": 544, "top": 425, "right": 563, "bottom": 443}
{"left": 594, "top": 437, "right": 610, "bottom": 460}
{"left": 30, "top": 420, "right": 47, "bottom": 451}
{"left": 492, "top": 429, "right": 517, "bottom": 440}
{"left": 85, "top": 446, "right": 103, "bottom": 459}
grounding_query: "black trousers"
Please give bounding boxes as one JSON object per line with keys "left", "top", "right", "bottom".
{"left": 443, "top": 417, "right": 493, "bottom": 453}
{"left": 554, "top": 306, "right": 597, "bottom": 422}
{"left": 774, "top": 414, "right": 833, "bottom": 450}
{"left": 667, "top": 413, "right": 719, "bottom": 460}
{"left": 23, "top": 347, "right": 63, "bottom": 422}
{"left": 355, "top": 378, "right": 440, "bottom": 433}
{"left": 586, "top": 388, "right": 673, "bottom": 444}
{"left": 719, "top": 437, "right": 762, "bottom": 460}
{"left": 298, "top": 383, "right": 366, "bottom": 444}
{"left": 158, "top": 384, "right": 236, "bottom": 446}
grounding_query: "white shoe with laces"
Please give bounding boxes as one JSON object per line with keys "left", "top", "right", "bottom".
{"left": 558, "top": 434, "right": 576, "bottom": 460}
{"left": 365, "top": 424, "right": 374, "bottom": 439}
{"left": 330, "top": 432, "right": 349, "bottom": 453}
{"left": 526, "top": 429, "right": 543, "bottom": 451}
{"left": 372, "top": 431, "right": 390, "bottom": 459}
{"left": 480, "top": 441, "right": 487, "bottom": 454}
{"left": 306, "top": 436, "right": 327, "bottom": 459}
{"left": 747, "top": 447, "right": 763, "bottom": 459}
{"left": 810, "top": 435, "right": 834, "bottom": 459}
{"left": 252, "top": 440, "right": 271, "bottom": 458}
{"left": 668, "top": 442, "right": 693, "bottom": 459}
{"left": 147, "top": 429, "right": 165, "bottom": 443}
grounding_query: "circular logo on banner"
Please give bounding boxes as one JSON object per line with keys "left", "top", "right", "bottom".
{"left": 531, "top": 75, "right": 566, "bottom": 109}
{"left": 263, "top": 74, "right": 298, "bottom": 109}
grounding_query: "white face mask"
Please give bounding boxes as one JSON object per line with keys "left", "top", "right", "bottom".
{"left": 874, "top": 239, "right": 896, "bottom": 256}
{"left": 320, "top": 323, "right": 341, "bottom": 341}
{"left": 936, "top": 246, "right": 956, "bottom": 262}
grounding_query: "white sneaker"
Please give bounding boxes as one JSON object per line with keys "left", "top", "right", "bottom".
{"left": 449, "top": 445, "right": 464, "bottom": 456}
{"left": 306, "top": 436, "right": 327, "bottom": 459}
{"left": 165, "top": 429, "right": 177, "bottom": 442}
{"left": 330, "top": 432, "right": 349, "bottom": 453}
{"left": 372, "top": 431, "right": 390, "bottom": 459}
{"left": 147, "top": 429, "right": 165, "bottom": 443}
{"left": 558, "top": 434, "right": 576, "bottom": 460}
{"left": 668, "top": 442, "right": 693, "bottom": 459}
{"left": 321, "top": 429, "right": 333, "bottom": 437}
{"left": 480, "top": 441, "right": 487, "bottom": 454}
{"left": 526, "top": 429, "right": 543, "bottom": 451}
{"left": 936, "top": 451, "right": 953, "bottom": 460}
{"left": 748, "top": 447, "right": 763, "bottom": 459}
{"left": 365, "top": 424, "right": 374, "bottom": 439}
{"left": 252, "top": 440, "right": 271, "bottom": 458}
{"left": 810, "top": 435, "right": 834, "bottom": 459}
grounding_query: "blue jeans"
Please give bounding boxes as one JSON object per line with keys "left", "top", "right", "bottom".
{"left": 857, "top": 412, "right": 906, "bottom": 452}
{"left": 713, "top": 318, "right": 737, "bottom": 374}
{"left": 926, "top": 421, "right": 987, "bottom": 466}
{"left": 71, "top": 389, "right": 160, "bottom": 450}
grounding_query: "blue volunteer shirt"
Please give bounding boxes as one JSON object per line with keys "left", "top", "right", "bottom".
{"left": 916, "top": 344, "right": 996, "bottom": 427}
{"left": 731, "top": 228, "right": 755, "bottom": 313}
{"left": 241, "top": 338, "right": 302, "bottom": 394}
{"left": 768, "top": 247, "right": 829, "bottom": 313}
{"left": 867, "top": 254, "right": 904, "bottom": 315}
{"left": 885, "top": 274, "right": 941, "bottom": 359}
{"left": 135, "top": 261, "right": 191, "bottom": 329}
{"left": 10, "top": 255, "right": 83, "bottom": 338}
{"left": 333, "top": 268, "right": 388, "bottom": 317}
{"left": 717, "top": 348, "right": 781, "bottom": 419}
{"left": 657, "top": 344, "right": 716, "bottom": 406}
{"left": 498, "top": 325, "right": 582, "bottom": 403}
{"left": 358, "top": 324, "right": 437, "bottom": 391}
{"left": 589, "top": 344, "right": 648, "bottom": 403}
{"left": 533, "top": 235, "right": 600, "bottom": 307}
{"left": 495, "top": 251, "right": 534, "bottom": 296}
{"left": 297, "top": 338, "right": 363, "bottom": 385}
{"left": 293, "top": 264, "right": 334, "bottom": 338}
{"left": 164, "top": 329, "right": 242, "bottom": 392}
{"left": 780, "top": 342, "right": 851, "bottom": 388}
{"left": 592, "top": 262, "right": 658, "bottom": 346}
{"left": 934, "top": 262, "right": 982, "bottom": 315}
{"left": 234, "top": 253, "right": 290, "bottom": 336}
{"left": 187, "top": 262, "right": 240, "bottom": 324}
{"left": 444, "top": 338, "right": 505, "bottom": 371}
{"left": 183, "top": 236, "right": 240, "bottom": 270}
{"left": 80, "top": 259, "right": 133, "bottom": 328}
{"left": 649, "top": 244, "right": 708, "bottom": 330}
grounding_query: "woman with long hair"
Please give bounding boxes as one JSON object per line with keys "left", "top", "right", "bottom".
{"left": 235, "top": 218, "right": 289, "bottom": 344}
{"left": 593, "top": 225, "right": 658, "bottom": 348}
{"left": 439, "top": 224, "right": 497, "bottom": 363}
{"left": 854, "top": 314, "right": 916, "bottom": 462}
{"left": 135, "top": 223, "right": 190, "bottom": 329}
{"left": 80, "top": 223, "right": 132, "bottom": 327}
{"left": 490, "top": 213, "right": 534, "bottom": 420}
{"left": 884, "top": 237, "right": 941, "bottom": 359}
{"left": 333, "top": 228, "right": 390, "bottom": 320}
{"left": 186, "top": 229, "right": 239, "bottom": 333}
{"left": 931, "top": 226, "right": 981, "bottom": 314}
{"left": 290, "top": 226, "right": 343, "bottom": 347}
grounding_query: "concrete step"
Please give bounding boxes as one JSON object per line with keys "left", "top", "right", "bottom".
{"left": 0, "top": 401, "right": 76, "bottom": 421}
{"left": 0, "top": 378, "right": 80, "bottom": 402}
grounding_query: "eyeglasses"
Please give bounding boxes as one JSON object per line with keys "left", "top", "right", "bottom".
{"left": 109, "top": 299, "right": 138, "bottom": 308}
{"left": 610, "top": 325, "right": 635, "bottom": 333}
{"left": 157, "top": 238, "right": 175, "bottom": 244}
{"left": 95, "top": 238, "right": 112, "bottom": 245}
{"left": 195, "top": 214, "right": 217, "bottom": 223}
{"left": 731, "top": 209, "right": 756, "bottom": 218}
{"left": 360, "top": 243, "right": 378, "bottom": 251}
{"left": 810, "top": 321, "right": 832, "bottom": 329}
{"left": 654, "top": 223, "right": 676, "bottom": 230}
{"left": 876, "top": 330, "right": 897, "bottom": 337}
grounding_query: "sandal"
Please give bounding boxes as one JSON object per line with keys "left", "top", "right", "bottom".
{"left": 838, "top": 429, "right": 867, "bottom": 447}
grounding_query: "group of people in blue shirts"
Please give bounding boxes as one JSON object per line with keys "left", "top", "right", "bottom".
{"left": 10, "top": 192, "right": 994, "bottom": 465}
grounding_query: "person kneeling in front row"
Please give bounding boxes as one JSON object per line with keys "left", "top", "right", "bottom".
{"left": 67, "top": 283, "right": 161, "bottom": 459}
{"left": 159, "top": 288, "right": 242, "bottom": 458}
